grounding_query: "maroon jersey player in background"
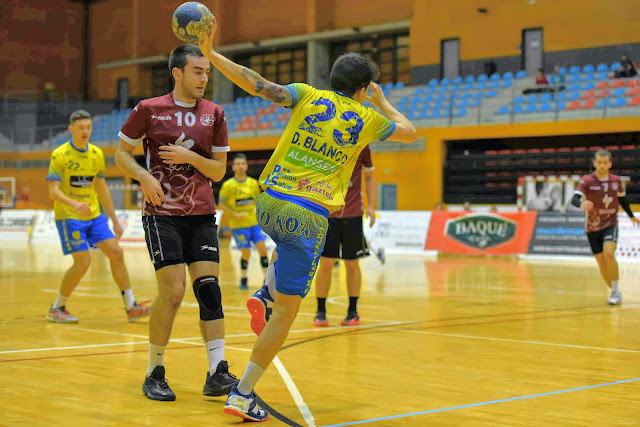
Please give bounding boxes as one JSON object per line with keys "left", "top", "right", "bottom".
{"left": 571, "top": 149, "right": 640, "bottom": 305}
{"left": 115, "top": 44, "right": 238, "bottom": 401}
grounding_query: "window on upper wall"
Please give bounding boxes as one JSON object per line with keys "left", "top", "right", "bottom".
{"left": 234, "top": 46, "right": 307, "bottom": 99}
{"left": 330, "top": 31, "right": 410, "bottom": 86}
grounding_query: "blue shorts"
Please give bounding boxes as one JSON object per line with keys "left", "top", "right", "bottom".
{"left": 232, "top": 224, "right": 267, "bottom": 249}
{"left": 55, "top": 215, "right": 115, "bottom": 255}
{"left": 256, "top": 189, "right": 329, "bottom": 298}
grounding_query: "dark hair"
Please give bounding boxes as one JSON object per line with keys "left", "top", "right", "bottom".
{"left": 169, "top": 44, "right": 205, "bottom": 82}
{"left": 537, "top": 68, "right": 544, "bottom": 73}
{"left": 69, "top": 110, "right": 91, "bottom": 124}
{"left": 329, "top": 53, "right": 380, "bottom": 96}
{"left": 233, "top": 153, "right": 247, "bottom": 163}
{"left": 594, "top": 149, "right": 612, "bottom": 160}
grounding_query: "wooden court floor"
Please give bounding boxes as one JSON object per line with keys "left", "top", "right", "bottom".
{"left": 1, "top": 241, "right": 639, "bottom": 426}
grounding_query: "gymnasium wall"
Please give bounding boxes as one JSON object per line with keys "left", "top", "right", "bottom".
{"left": 0, "top": 0, "right": 85, "bottom": 94}
{"left": 411, "top": 0, "right": 640, "bottom": 82}
{"left": 6, "top": 116, "right": 639, "bottom": 212}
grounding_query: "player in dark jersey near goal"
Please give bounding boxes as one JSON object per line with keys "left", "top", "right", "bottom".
{"left": 314, "top": 145, "right": 379, "bottom": 326}
{"left": 571, "top": 149, "right": 640, "bottom": 305}
{"left": 115, "top": 44, "right": 238, "bottom": 401}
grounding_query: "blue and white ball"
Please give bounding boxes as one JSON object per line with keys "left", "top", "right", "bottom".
{"left": 172, "top": 2, "right": 213, "bottom": 44}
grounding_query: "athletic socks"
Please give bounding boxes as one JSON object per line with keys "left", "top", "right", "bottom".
{"left": 317, "top": 297, "right": 326, "bottom": 313}
{"left": 122, "top": 288, "right": 136, "bottom": 310}
{"left": 348, "top": 296, "right": 358, "bottom": 312}
{"left": 148, "top": 343, "right": 166, "bottom": 375}
{"left": 237, "top": 361, "right": 266, "bottom": 395}
{"left": 206, "top": 339, "right": 225, "bottom": 375}
{"left": 265, "top": 263, "right": 276, "bottom": 298}
{"left": 52, "top": 293, "right": 68, "bottom": 309}
{"left": 611, "top": 281, "right": 619, "bottom": 292}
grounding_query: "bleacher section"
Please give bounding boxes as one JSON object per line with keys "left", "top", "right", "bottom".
{"left": 38, "top": 61, "right": 639, "bottom": 147}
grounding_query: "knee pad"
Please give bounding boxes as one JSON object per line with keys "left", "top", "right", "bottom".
{"left": 192, "top": 276, "right": 224, "bottom": 321}
{"left": 240, "top": 259, "right": 249, "bottom": 270}
{"left": 260, "top": 256, "right": 269, "bottom": 268}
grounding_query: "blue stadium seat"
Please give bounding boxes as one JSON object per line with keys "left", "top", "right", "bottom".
{"left": 423, "top": 94, "right": 434, "bottom": 102}
{"left": 611, "top": 62, "right": 621, "bottom": 71}
{"left": 464, "top": 75, "right": 475, "bottom": 83}
{"left": 515, "top": 70, "right": 527, "bottom": 79}
{"left": 607, "top": 97, "right": 625, "bottom": 107}
{"left": 428, "top": 78, "right": 439, "bottom": 87}
{"left": 513, "top": 104, "right": 524, "bottom": 114}
{"left": 490, "top": 73, "right": 501, "bottom": 81}
{"left": 476, "top": 74, "right": 488, "bottom": 82}
{"left": 502, "top": 71, "right": 514, "bottom": 80}
{"left": 539, "top": 93, "right": 553, "bottom": 102}
{"left": 596, "top": 63, "right": 608, "bottom": 72}
{"left": 487, "top": 81, "right": 500, "bottom": 89}
{"left": 568, "top": 83, "right": 581, "bottom": 91}
{"left": 595, "top": 99, "right": 605, "bottom": 109}
{"left": 394, "top": 82, "right": 405, "bottom": 89}
{"left": 568, "top": 65, "right": 581, "bottom": 74}
{"left": 462, "top": 83, "right": 474, "bottom": 90}
{"left": 500, "top": 80, "right": 513, "bottom": 88}
{"left": 437, "top": 84, "right": 449, "bottom": 92}
{"left": 426, "top": 86, "right": 437, "bottom": 93}
{"left": 559, "top": 67, "right": 567, "bottom": 74}
{"left": 496, "top": 105, "right": 510, "bottom": 115}
{"left": 414, "top": 87, "right": 426, "bottom": 95}
{"left": 556, "top": 101, "right": 566, "bottom": 110}
{"left": 486, "top": 90, "right": 498, "bottom": 98}
{"left": 452, "top": 76, "right": 463, "bottom": 84}
{"left": 453, "top": 108, "right": 467, "bottom": 117}
{"left": 383, "top": 82, "right": 394, "bottom": 90}
{"left": 475, "top": 82, "right": 487, "bottom": 89}
{"left": 461, "top": 92, "right": 472, "bottom": 99}
{"left": 411, "top": 95, "right": 422, "bottom": 103}
{"left": 429, "top": 110, "right": 441, "bottom": 119}
{"left": 539, "top": 102, "right": 552, "bottom": 112}
{"left": 567, "top": 75, "right": 580, "bottom": 83}
{"left": 469, "top": 98, "right": 480, "bottom": 107}
{"left": 398, "top": 96, "right": 409, "bottom": 104}
{"left": 436, "top": 94, "right": 447, "bottom": 101}
{"left": 612, "top": 88, "right": 625, "bottom": 97}
{"left": 474, "top": 91, "right": 485, "bottom": 98}
{"left": 567, "top": 91, "right": 580, "bottom": 101}
{"left": 440, "top": 109, "right": 451, "bottom": 117}
{"left": 595, "top": 72, "right": 608, "bottom": 80}
{"left": 524, "top": 103, "right": 537, "bottom": 113}
{"left": 525, "top": 94, "right": 538, "bottom": 103}
{"left": 457, "top": 99, "right": 470, "bottom": 108}
{"left": 450, "top": 84, "right": 461, "bottom": 92}
{"left": 583, "top": 82, "right": 595, "bottom": 90}
{"left": 581, "top": 73, "right": 595, "bottom": 82}
{"left": 582, "top": 64, "right": 595, "bottom": 73}
{"left": 514, "top": 95, "right": 525, "bottom": 104}
{"left": 440, "top": 77, "right": 451, "bottom": 85}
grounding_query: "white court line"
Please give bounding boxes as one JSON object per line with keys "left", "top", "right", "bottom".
{"left": 0, "top": 341, "right": 149, "bottom": 354}
{"left": 394, "top": 329, "right": 640, "bottom": 354}
{"left": 273, "top": 355, "right": 316, "bottom": 427}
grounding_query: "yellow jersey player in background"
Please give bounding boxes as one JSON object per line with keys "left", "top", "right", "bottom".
{"left": 199, "top": 19, "right": 416, "bottom": 421}
{"left": 218, "top": 153, "right": 269, "bottom": 290}
{"left": 45, "top": 110, "right": 150, "bottom": 323}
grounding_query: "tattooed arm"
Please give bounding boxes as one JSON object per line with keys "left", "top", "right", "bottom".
{"left": 199, "top": 20, "right": 292, "bottom": 107}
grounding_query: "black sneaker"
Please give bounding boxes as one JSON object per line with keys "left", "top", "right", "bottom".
{"left": 142, "top": 366, "right": 176, "bottom": 401}
{"left": 239, "top": 277, "right": 248, "bottom": 290}
{"left": 340, "top": 310, "right": 360, "bottom": 326}
{"left": 203, "top": 360, "right": 239, "bottom": 396}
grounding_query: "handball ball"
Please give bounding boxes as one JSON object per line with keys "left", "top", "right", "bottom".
{"left": 172, "top": 2, "right": 213, "bottom": 44}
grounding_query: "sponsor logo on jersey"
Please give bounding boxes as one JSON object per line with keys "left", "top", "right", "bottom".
{"left": 200, "top": 114, "right": 215, "bottom": 126}
{"left": 174, "top": 132, "right": 195, "bottom": 149}
{"left": 70, "top": 175, "right": 95, "bottom": 188}
{"left": 612, "top": 182, "right": 619, "bottom": 191}
{"left": 201, "top": 245, "right": 217, "bottom": 252}
{"left": 236, "top": 197, "right": 254, "bottom": 206}
{"left": 151, "top": 114, "right": 172, "bottom": 121}
{"left": 590, "top": 186, "right": 601, "bottom": 190}
{"left": 445, "top": 214, "right": 517, "bottom": 249}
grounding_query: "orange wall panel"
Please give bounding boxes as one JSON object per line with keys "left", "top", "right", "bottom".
{"left": 333, "top": 0, "right": 412, "bottom": 29}
{"left": 94, "top": 65, "right": 152, "bottom": 100}
{"left": 0, "top": 0, "right": 84, "bottom": 93}
{"left": 411, "top": 0, "right": 640, "bottom": 67}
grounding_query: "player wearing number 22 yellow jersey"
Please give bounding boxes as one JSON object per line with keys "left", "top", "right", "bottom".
{"left": 200, "top": 21, "right": 417, "bottom": 422}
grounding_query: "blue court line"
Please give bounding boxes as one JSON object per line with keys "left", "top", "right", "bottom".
{"left": 321, "top": 377, "right": 640, "bottom": 427}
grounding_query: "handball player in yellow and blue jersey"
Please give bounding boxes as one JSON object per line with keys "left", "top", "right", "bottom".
{"left": 199, "top": 19, "right": 417, "bottom": 421}
{"left": 218, "top": 153, "right": 269, "bottom": 290}
{"left": 46, "top": 110, "right": 150, "bottom": 323}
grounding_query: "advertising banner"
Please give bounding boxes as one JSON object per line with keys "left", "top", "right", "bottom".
{"left": 425, "top": 211, "right": 537, "bottom": 255}
{"left": 0, "top": 209, "right": 37, "bottom": 241}
{"left": 526, "top": 212, "right": 591, "bottom": 256}
{"left": 363, "top": 211, "right": 433, "bottom": 255}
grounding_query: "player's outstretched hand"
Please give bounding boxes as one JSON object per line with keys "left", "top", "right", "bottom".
{"left": 366, "top": 206, "right": 376, "bottom": 227}
{"left": 580, "top": 200, "right": 594, "bottom": 211}
{"left": 73, "top": 202, "right": 92, "bottom": 217}
{"left": 631, "top": 217, "right": 640, "bottom": 227}
{"left": 139, "top": 173, "right": 165, "bottom": 207}
{"left": 159, "top": 144, "right": 196, "bottom": 165}
{"left": 365, "top": 82, "right": 387, "bottom": 107}
{"left": 198, "top": 19, "right": 217, "bottom": 54}
{"left": 113, "top": 221, "right": 124, "bottom": 240}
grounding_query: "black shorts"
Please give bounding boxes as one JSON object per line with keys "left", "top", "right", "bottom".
{"left": 321, "top": 216, "right": 369, "bottom": 260}
{"left": 586, "top": 224, "right": 618, "bottom": 255}
{"left": 142, "top": 215, "right": 220, "bottom": 271}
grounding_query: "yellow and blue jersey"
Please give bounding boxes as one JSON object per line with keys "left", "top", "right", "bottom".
{"left": 219, "top": 176, "right": 261, "bottom": 229}
{"left": 259, "top": 83, "right": 396, "bottom": 212}
{"left": 46, "top": 141, "right": 105, "bottom": 220}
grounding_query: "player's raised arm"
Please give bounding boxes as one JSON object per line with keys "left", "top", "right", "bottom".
{"left": 366, "top": 82, "right": 417, "bottom": 143}
{"left": 198, "top": 20, "right": 292, "bottom": 107}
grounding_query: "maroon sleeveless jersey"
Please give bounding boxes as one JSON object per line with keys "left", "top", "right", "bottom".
{"left": 575, "top": 172, "right": 625, "bottom": 232}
